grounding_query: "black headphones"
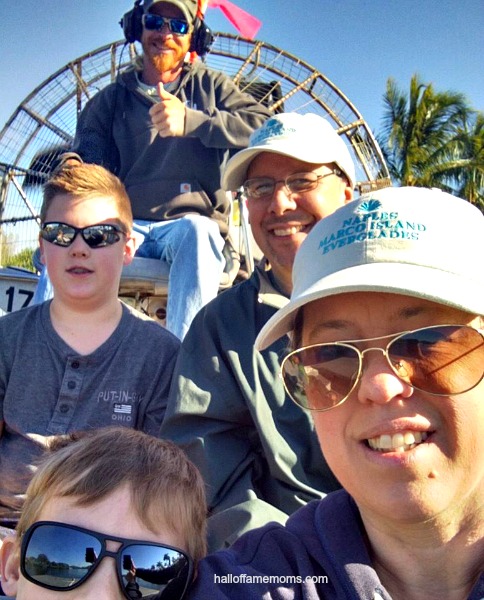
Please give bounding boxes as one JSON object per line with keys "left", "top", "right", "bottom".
{"left": 120, "top": 0, "right": 214, "bottom": 56}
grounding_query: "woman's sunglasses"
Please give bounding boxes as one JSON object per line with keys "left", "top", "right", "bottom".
{"left": 142, "top": 13, "right": 190, "bottom": 35}
{"left": 20, "top": 521, "right": 193, "bottom": 599}
{"left": 40, "top": 222, "right": 126, "bottom": 248}
{"left": 282, "top": 324, "right": 484, "bottom": 412}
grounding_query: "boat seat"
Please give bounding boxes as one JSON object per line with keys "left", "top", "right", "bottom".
{"left": 119, "top": 257, "right": 169, "bottom": 297}
{"left": 119, "top": 237, "right": 241, "bottom": 298}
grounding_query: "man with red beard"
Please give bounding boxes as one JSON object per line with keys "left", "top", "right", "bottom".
{"left": 34, "top": 0, "right": 270, "bottom": 340}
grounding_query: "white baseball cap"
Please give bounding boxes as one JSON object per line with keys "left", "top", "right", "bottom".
{"left": 256, "top": 186, "right": 484, "bottom": 350}
{"left": 222, "top": 112, "right": 356, "bottom": 191}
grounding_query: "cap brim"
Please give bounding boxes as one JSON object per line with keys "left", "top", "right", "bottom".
{"left": 255, "top": 262, "right": 484, "bottom": 350}
{"left": 222, "top": 147, "right": 265, "bottom": 190}
{"left": 222, "top": 142, "right": 354, "bottom": 190}
{"left": 146, "top": 0, "right": 193, "bottom": 22}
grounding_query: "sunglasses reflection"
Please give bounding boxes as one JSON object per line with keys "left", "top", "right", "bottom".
{"left": 25, "top": 544, "right": 189, "bottom": 599}
{"left": 284, "top": 352, "right": 356, "bottom": 410}
{"left": 121, "top": 553, "right": 190, "bottom": 598}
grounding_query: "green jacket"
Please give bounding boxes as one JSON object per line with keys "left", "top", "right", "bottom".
{"left": 160, "top": 264, "right": 340, "bottom": 551}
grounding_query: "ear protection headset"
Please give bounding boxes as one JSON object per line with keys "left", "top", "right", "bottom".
{"left": 120, "top": 0, "right": 214, "bottom": 56}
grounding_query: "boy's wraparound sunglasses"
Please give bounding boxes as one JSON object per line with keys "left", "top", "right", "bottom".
{"left": 281, "top": 324, "right": 484, "bottom": 412}
{"left": 142, "top": 13, "right": 190, "bottom": 35}
{"left": 20, "top": 521, "right": 193, "bottom": 600}
{"left": 40, "top": 222, "right": 126, "bottom": 248}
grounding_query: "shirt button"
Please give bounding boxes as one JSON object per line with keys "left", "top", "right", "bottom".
{"left": 71, "top": 361, "right": 80, "bottom": 369}
{"left": 67, "top": 381, "right": 76, "bottom": 390}
{"left": 60, "top": 404, "right": 69, "bottom": 413}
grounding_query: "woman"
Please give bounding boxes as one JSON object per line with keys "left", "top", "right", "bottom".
{"left": 189, "top": 186, "right": 484, "bottom": 600}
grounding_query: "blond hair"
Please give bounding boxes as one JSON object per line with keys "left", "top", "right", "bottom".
{"left": 16, "top": 428, "right": 207, "bottom": 563}
{"left": 41, "top": 163, "right": 133, "bottom": 234}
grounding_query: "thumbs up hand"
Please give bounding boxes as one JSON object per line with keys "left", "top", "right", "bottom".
{"left": 149, "top": 82, "right": 186, "bottom": 137}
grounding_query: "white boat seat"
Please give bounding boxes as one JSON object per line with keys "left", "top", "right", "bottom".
{"left": 119, "top": 237, "right": 241, "bottom": 298}
{"left": 119, "top": 257, "right": 169, "bottom": 297}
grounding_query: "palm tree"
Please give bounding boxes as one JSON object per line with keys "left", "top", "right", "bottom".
{"left": 377, "top": 74, "right": 483, "bottom": 208}
{"left": 442, "top": 113, "right": 484, "bottom": 209}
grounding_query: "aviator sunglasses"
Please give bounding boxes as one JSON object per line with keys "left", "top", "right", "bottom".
{"left": 20, "top": 521, "right": 193, "bottom": 599}
{"left": 40, "top": 222, "right": 126, "bottom": 249}
{"left": 281, "top": 324, "right": 484, "bottom": 412}
{"left": 142, "top": 13, "right": 190, "bottom": 35}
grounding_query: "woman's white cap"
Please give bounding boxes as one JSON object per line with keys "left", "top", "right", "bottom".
{"left": 222, "top": 112, "right": 356, "bottom": 190}
{"left": 255, "top": 186, "right": 484, "bottom": 350}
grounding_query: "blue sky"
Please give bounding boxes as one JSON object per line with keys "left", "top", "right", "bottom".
{"left": 0, "top": 0, "right": 482, "bottom": 136}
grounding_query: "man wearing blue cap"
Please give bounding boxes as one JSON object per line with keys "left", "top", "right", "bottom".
{"left": 161, "top": 112, "right": 355, "bottom": 550}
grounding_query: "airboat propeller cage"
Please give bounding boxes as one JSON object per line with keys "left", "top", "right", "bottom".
{"left": 222, "top": 113, "right": 356, "bottom": 191}
{"left": 0, "top": 33, "right": 390, "bottom": 265}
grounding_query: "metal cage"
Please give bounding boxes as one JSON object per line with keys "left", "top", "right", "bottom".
{"left": 0, "top": 33, "right": 390, "bottom": 263}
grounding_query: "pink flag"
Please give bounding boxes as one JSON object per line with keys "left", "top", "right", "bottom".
{"left": 207, "top": 0, "right": 262, "bottom": 39}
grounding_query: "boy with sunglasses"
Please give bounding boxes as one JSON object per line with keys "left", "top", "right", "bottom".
{"left": 0, "top": 163, "right": 180, "bottom": 529}
{"left": 0, "top": 426, "right": 206, "bottom": 599}
{"left": 187, "top": 187, "right": 484, "bottom": 599}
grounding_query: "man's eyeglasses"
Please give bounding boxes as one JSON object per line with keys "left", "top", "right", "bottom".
{"left": 243, "top": 168, "right": 344, "bottom": 200}
{"left": 281, "top": 325, "right": 484, "bottom": 412}
{"left": 21, "top": 521, "right": 193, "bottom": 599}
{"left": 142, "top": 13, "right": 190, "bottom": 35}
{"left": 40, "top": 222, "right": 126, "bottom": 249}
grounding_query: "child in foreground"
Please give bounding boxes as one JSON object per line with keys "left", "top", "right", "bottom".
{"left": 0, "top": 427, "right": 206, "bottom": 599}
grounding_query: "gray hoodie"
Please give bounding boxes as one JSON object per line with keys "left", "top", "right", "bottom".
{"left": 72, "top": 60, "right": 271, "bottom": 235}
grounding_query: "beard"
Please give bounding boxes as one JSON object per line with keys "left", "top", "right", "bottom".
{"left": 151, "top": 49, "right": 183, "bottom": 73}
{"left": 143, "top": 36, "right": 189, "bottom": 75}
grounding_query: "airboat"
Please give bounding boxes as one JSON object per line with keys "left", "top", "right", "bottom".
{"left": 0, "top": 28, "right": 390, "bottom": 318}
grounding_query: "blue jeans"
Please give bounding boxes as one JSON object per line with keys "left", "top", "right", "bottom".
{"left": 33, "top": 215, "right": 225, "bottom": 340}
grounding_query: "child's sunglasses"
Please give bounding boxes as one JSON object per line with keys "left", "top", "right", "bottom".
{"left": 40, "top": 222, "right": 126, "bottom": 248}
{"left": 20, "top": 521, "right": 193, "bottom": 599}
{"left": 282, "top": 324, "right": 484, "bottom": 412}
{"left": 142, "top": 13, "right": 190, "bottom": 35}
